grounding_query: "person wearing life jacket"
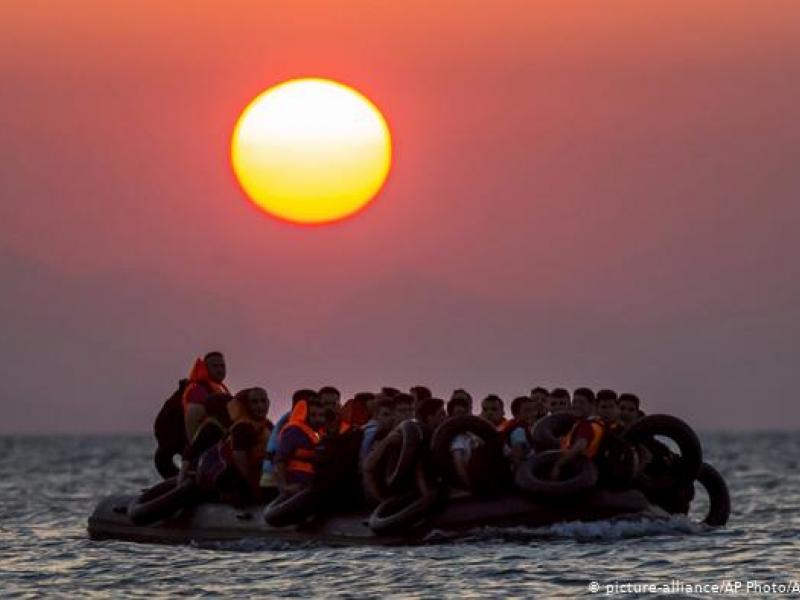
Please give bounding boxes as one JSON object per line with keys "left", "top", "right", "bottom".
{"left": 340, "top": 391, "right": 376, "bottom": 430}
{"left": 504, "top": 396, "right": 537, "bottom": 468}
{"left": 178, "top": 352, "right": 232, "bottom": 483}
{"left": 196, "top": 387, "right": 272, "bottom": 505}
{"left": 273, "top": 397, "right": 326, "bottom": 492}
{"left": 550, "top": 389, "right": 621, "bottom": 480}
{"left": 259, "top": 389, "right": 318, "bottom": 487}
{"left": 480, "top": 394, "right": 507, "bottom": 431}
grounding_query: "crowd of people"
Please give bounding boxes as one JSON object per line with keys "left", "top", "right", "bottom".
{"left": 152, "top": 351, "right": 648, "bottom": 508}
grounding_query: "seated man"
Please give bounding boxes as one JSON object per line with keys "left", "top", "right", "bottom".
{"left": 196, "top": 387, "right": 271, "bottom": 505}
{"left": 393, "top": 393, "right": 414, "bottom": 423}
{"left": 340, "top": 391, "right": 376, "bottom": 429}
{"left": 446, "top": 394, "right": 470, "bottom": 418}
{"left": 530, "top": 387, "right": 549, "bottom": 421}
{"left": 618, "top": 393, "right": 641, "bottom": 427}
{"left": 505, "top": 396, "right": 537, "bottom": 469}
{"left": 550, "top": 389, "right": 620, "bottom": 480}
{"left": 571, "top": 387, "right": 596, "bottom": 417}
{"left": 359, "top": 396, "right": 397, "bottom": 464}
{"left": 260, "top": 389, "right": 318, "bottom": 487}
{"left": 319, "top": 386, "right": 341, "bottom": 413}
{"left": 273, "top": 397, "right": 326, "bottom": 492}
{"left": 480, "top": 394, "right": 506, "bottom": 430}
{"left": 178, "top": 352, "right": 233, "bottom": 482}
{"left": 547, "top": 388, "right": 571, "bottom": 414}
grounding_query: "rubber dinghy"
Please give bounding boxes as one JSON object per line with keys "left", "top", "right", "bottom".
{"left": 88, "top": 488, "right": 668, "bottom": 546}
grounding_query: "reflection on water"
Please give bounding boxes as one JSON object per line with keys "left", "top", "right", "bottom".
{"left": 0, "top": 432, "right": 798, "bottom": 597}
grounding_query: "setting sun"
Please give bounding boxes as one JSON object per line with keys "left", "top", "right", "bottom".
{"left": 231, "top": 78, "right": 392, "bottom": 225}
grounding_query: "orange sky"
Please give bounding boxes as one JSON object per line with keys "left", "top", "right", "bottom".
{"left": 1, "top": 1, "right": 799, "bottom": 431}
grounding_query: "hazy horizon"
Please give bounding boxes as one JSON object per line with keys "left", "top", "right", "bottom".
{"left": 2, "top": 1, "right": 799, "bottom": 433}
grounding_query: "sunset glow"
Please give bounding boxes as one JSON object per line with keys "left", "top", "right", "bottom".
{"left": 231, "top": 78, "right": 392, "bottom": 225}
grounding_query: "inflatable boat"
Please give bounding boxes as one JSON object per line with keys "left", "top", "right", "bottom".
{"left": 87, "top": 488, "right": 669, "bottom": 546}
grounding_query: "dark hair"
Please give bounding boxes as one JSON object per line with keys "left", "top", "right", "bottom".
{"left": 450, "top": 388, "right": 472, "bottom": 401}
{"left": 530, "top": 387, "right": 548, "bottom": 396}
{"left": 204, "top": 351, "right": 224, "bottom": 361}
{"left": 618, "top": 393, "right": 640, "bottom": 409}
{"left": 381, "top": 387, "right": 401, "bottom": 398}
{"left": 319, "top": 386, "right": 340, "bottom": 397}
{"left": 573, "top": 387, "right": 596, "bottom": 403}
{"left": 410, "top": 386, "right": 433, "bottom": 401}
{"left": 292, "top": 388, "right": 319, "bottom": 406}
{"left": 376, "top": 396, "right": 396, "bottom": 413}
{"left": 446, "top": 396, "right": 470, "bottom": 416}
{"left": 596, "top": 389, "right": 618, "bottom": 403}
{"left": 481, "top": 394, "right": 504, "bottom": 409}
{"left": 416, "top": 397, "right": 444, "bottom": 422}
{"left": 510, "top": 396, "right": 533, "bottom": 418}
{"left": 354, "top": 391, "right": 375, "bottom": 404}
{"left": 550, "top": 388, "right": 570, "bottom": 399}
{"left": 394, "top": 393, "right": 413, "bottom": 408}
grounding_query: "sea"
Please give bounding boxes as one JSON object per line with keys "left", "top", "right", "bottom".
{"left": 1, "top": 432, "right": 798, "bottom": 599}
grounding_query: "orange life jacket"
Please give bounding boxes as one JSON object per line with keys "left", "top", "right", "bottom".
{"left": 495, "top": 418, "right": 509, "bottom": 432}
{"left": 280, "top": 400, "right": 320, "bottom": 476}
{"left": 182, "top": 358, "right": 230, "bottom": 408}
{"left": 561, "top": 416, "right": 606, "bottom": 459}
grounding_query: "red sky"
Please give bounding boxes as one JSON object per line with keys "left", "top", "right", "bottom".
{"left": 1, "top": 1, "right": 798, "bottom": 432}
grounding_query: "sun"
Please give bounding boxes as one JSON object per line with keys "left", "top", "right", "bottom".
{"left": 230, "top": 78, "right": 392, "bottom": 225}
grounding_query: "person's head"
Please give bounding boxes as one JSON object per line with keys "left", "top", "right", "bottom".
{"left": 353, "top": 391, "right": 377, "bottom": 417}
{"left": 204, "top": 351, "right": 226, "bottom": 383}
{"left": 306, "top": 398, "right": 327, "bottom": 429}
{"left": 410, "top": 385, "right": 432, "bottom": 404}
{"left": 292, "top": 388, "right": 319, "bottom": 407}
{"left": 618, "top": 393, "right": 640, "bottom": 425}
{"left": 450, "top": 389, "right": 473, "bottom": 414}
{"left": 375, "top": 397, "right": 396, "bottom": 432}
{"left": 393, "top": 393, "right": 414, "bottom": 423}
{"left": 511, "top": 396, "right": 537, "bottom": 425}
{"left": 381, "top": 386, "right": 401, "bottom": 398}
{"left": 572, "top": 387, "right": 595, "bottom": 417}
{"left": 596, "top": 389, "right": 619, "bottom": 421}
{"left": 530, "top": 386, "right": 549, "bottom": 404}
{"left": 415, "top": 397, "right": 446, "bottom": 431}
{"left": 319, "top": 386, "right": 341, "bottom": 411}
{"left": 446, "top": 395, "right": 470, "bottom": 418}
{"left": 547, "top": 388, "right": 571, "bottom": 414}
{"left": 245, "top": 387, "right": 269, "bottom": 421}
{"left": 480, "top": 394, "right": 505, "bottom": 426}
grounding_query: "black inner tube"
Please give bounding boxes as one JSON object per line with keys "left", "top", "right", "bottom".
{"left": 514, "top": 450, "right": 598, "bottom": 498}
{"left": 624, "top": 414, "right": 703, "bottom": 493}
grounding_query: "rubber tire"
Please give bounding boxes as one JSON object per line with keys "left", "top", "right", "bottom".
{"left": 385, "top": 420, "right": 425, "bottom": 491}
{"left": 363, "top": 432, "right": 404, "bottom": 502}
{"left": 531, "top": 413, "right": 579, "bottom": 453}
{"left": 128, "top": 478, "right": 195, "bottom": 526}
{"left": 430, "top": 416, "right": 503, "bottom": 488}
{"left": 515, "top": 450, "right": 598, "bottom": 498}
{"left": 368, "top": 489, "right": 440, "bottom": 535}
{"left": 599, "top": 439, "right": 641, "bottom": 488}
{"left": 263, "top": 488, "right": 318, "bottom": 527}
{"left": 696, "top": 462, "right": 730, "bottom": 526}
{"left": 625, "top": 414, "right": 703, "bottom": 493}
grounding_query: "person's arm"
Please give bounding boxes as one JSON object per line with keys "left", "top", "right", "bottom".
{"left": 452, "top": 449, "right": 471, "bottom": 487}
{"left": 550, "top": 438, "right": 588, "bottom": 480}
{"left": 184, "top": 401, "right": 207, "bottom": 441}
{"left": 273, "top": 429, "right": 301, "bottom": 492}
{"left": 362, "top": 429, "right": 400, "bottom": 472}
{"left": 229, "top": 423, "right": 258, "bottom": 487}
{"left": 508, "top": 428, "right": 529, "bottom": 469}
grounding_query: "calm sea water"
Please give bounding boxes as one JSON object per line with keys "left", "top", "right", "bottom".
{"left": 1, "top": 432, "right": 798, "bottom": 598}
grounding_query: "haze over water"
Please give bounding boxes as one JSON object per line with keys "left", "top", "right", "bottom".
{"left": 2, "top": 1, "right": 799, "bottom": 433}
